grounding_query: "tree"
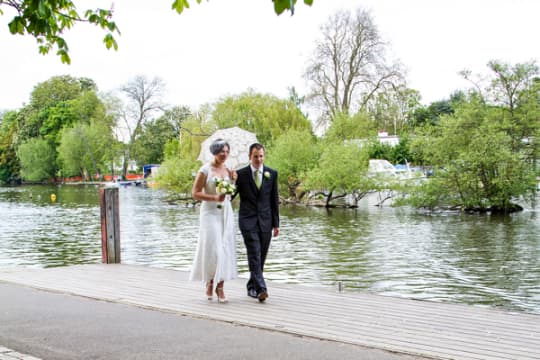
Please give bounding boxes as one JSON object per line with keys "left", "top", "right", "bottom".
{"left": 0, "top": 111, "right": 20, "bottom": 184}
{"left": 3, "top": 0, "right": 312, "bottom": 63}
{"left": 17, "top": 137, "right": 56, "bottom": 181}
{"left": 411, "top": 98, "right": 456, "bottom": 128}
{"left": 367, "top": 86, "right": 421, "bottom": 135}
{"left": 153, "top": 156, "right": 200, "bottom": 200}
{"left": 16, "top": 75, "right": 98, "bottom": 144}
{"left": 266, "top": 129, "right": 320, "bottom": 200}
{"left": 407, "top": 98, "right": 537, "bottom": 213}
{"left": 304, "top": 8, "right": 403, "bottom": 123}
{"left": 324, "top": 111, "right": 376, "bottom": 142}
{"left": 131, "top": 115, "right": 178, "bottom": 167}
{"left": 2, "top": 0, "right": 119, "bottom": 64}
{"left": 154, "top": 108, "right": 214, "bottom": 195}
{"left": 212, "top": 90, "right": 312, "bottom": 145}
{"left": 461, "top": 60, "right": 539, "bottom": 162}
{"left": 40, "top": 91, "right": 108, "bottom": 146}
{"left": 131, "top": 105, "right": 192, "bottom": 168}
{"left": 57, "top": 122, "right": 114, "bottom": 179}
{"left": 487, "top": 60, "right": 538, "bottom": 115}
{"left": 367, "top": 136, "right": 414, "bottom": 165}
{"left": 304, "top": 142, "right": 371, "bottom": 207}
{"left": 12, "top": 75, "right": 111, "bottom": 179}
{"left": 461, "top": 60, "right": 539, "bottom": 115}
{"left": 162, "top": 106, "right": 192, "bottom": 136}
{"left": 117, "top": 75, "right": 165, "bottom": 176}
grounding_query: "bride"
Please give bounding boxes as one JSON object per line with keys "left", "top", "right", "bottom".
{"left": 189, "top": 138, "right": 238, "bottom": 303}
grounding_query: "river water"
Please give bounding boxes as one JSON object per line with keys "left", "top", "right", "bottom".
{"left": 1, "top": 184, "right": 539, "bottom": 314}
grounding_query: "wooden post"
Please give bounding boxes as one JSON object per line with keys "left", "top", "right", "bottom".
{"left": 100, "top": 187, "right": 120, "bottom": 263}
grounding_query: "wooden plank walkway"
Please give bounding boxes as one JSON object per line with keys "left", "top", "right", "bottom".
{"left": 0, "top": 264, "right": 538, "bottom": 360}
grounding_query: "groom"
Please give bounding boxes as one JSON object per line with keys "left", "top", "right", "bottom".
{"left": 235, "top": 143, "right": 279, "bottom": 302}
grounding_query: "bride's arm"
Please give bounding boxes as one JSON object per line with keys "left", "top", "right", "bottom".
{"left": 192, "top": 172, "right": 224, "bottom": 202}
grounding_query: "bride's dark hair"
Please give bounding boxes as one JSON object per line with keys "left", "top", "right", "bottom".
{"left": 209, "top": 138, "right": 230, "bottom": 155}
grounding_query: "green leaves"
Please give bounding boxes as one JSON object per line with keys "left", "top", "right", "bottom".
{"left": 8, "top": 16, "right": 26, "bottom": 35}
{"left": 4, "top": 0, "right": 312, "bottom": 64}
{"left": 17, "top": 138, "right": 56, "bottom": 181}
{"left": 3, "top": 0, "right": 119, "bottom": 64}
{"left": 171, "top": 0, "right": 192, "bottom": 14}
{"left": 103, "top": 33, "right": 118, "bottom": 50}
{"left": 171, "top": 0, "right": 312, "bottom": 15}
{"left": 272, "top": 0, "right": 313, "bottom": 15}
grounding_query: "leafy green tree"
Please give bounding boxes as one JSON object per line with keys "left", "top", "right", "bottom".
{"left": 487, "top": 61, "right": 539, "bottom": 156}
{"left": 367, "top": 136, "right": 415, "bottom": 165}
{"left": 171, "top": 105, "right": 214, "bottom": 161}
{"left": 17, "top": 75, "right": 98, "bottom": 144}
{"left": 17, "top": 137, "right": 55, "bottom": 182}
{"left": 153, "top": 157, "right": 200, "bottom": 200}
{"left": 367, "top": 86, "right": 421, "bottom": 135}
{"left": 154, "top": 108, "right": 214, "bottom": 195}
{"left": 57, "top": 122, "right": 113, "bottom": 179}
{"left": 162, "top": 106, "right": 192, "bottom": 136}
{"left": 410, "top": 95, "right": 462, "bottom": 129}
{"left": 266, "top": 129, "right": 320, "bottom": 200}
{"left": 131, "top": 115, "right": 179, "bottom": 167}
{"left": 407, "top": 99, "right": 537, "bottom": 213}
{"left": 460, "top": 60, "right": 539, "bottom": 178}
{"left": 212, "top": 90, "right": 312, "bottom": 145}
{"left": 0, "top": 111, "right": 21, "bottom": 183}
{"left": 324, "top": 112, "right": 376, "bottom": 142}
{"left": 30, "top": 76, "right": 97, "bottom": 110}
{"left": 304, "top": 142, "right": 371, "bottom": 207}
{"left": 39, "top": 91, "right": 107, "bottom": 146}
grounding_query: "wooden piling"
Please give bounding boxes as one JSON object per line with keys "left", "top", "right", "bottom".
{"left": 100, "top": 187, "right": 120, "bottom": 263}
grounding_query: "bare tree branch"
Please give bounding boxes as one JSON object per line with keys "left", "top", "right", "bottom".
{"left": 304, "top": 8, "right": 403, "bottom": 123}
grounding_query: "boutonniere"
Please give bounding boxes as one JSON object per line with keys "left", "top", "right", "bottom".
{"left": 264, "top": 171, "right": 271, "bottom": 180}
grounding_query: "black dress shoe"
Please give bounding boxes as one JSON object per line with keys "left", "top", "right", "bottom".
{"left": 257, "top": 291, "right": 268, "bottom": 302}
{"left": 247, "top": 289, "right": 258, "bottom": 298}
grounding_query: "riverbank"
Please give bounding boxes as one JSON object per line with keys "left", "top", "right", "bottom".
{"left": 1, "top": 264, "right": 538, "bottom": 360}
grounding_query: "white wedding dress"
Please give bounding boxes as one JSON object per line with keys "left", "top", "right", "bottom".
{"left": 189, "top": 164, "right": 237, "bottom": 283}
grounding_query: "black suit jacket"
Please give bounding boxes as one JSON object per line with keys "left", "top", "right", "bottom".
{"left": 236, "top": 165, "right": 279, "bottom": 233}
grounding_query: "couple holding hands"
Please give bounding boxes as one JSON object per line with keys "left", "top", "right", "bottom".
{"left": 189, "top": 139, "right": 280, "bottom": 304}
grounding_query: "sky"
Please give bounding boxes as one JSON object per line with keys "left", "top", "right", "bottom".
{"left": 1, "top": 0, "right": 539, "bottom": 113}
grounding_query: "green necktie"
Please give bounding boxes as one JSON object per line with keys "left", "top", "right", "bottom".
{"left": 254, "top": 170, "right": 261, "bottom": 189}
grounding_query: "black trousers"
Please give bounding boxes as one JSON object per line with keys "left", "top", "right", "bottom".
{"left": 242, "top": 229, "right": 272, "bottom": 294}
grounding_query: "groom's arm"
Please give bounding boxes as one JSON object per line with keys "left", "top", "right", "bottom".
{"left": 271, "top": 170, "right": 280, "bottom": 232}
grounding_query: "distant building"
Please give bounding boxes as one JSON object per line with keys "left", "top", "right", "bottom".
{"left": 345, "top": 130, "right": 401, "bottom": 148}
{"left": 376, "top": 130, "right": 400, "bottom": 147}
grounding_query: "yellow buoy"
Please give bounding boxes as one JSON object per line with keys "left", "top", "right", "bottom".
{"left": 50, "top": 194, "right": 57, "bottom": 202}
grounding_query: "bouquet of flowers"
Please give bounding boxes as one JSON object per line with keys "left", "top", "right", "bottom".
{"left": 214, "top": 177, "right": 236, "bottom": 208}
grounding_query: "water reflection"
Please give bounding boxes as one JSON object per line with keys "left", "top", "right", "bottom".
{"left": 0, "top": 185, "right": 539, "bottom": 314}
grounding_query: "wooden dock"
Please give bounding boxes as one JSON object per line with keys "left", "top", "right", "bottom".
{"left": 0, "top": 264, "right": 538, "bottom": 360}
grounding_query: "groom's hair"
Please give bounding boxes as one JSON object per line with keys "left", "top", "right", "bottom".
{"left": 249, "top": 143, "right": 265, "bottom": 155}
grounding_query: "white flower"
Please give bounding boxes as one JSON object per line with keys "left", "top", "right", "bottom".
{"left": 213, "top": 177, "right": 236, "bottom": 208}
{"left": 264, "top": 171, "right": 271, "bottom": 179}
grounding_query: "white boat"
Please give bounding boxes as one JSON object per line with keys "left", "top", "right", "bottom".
{"left": 368, "top": 159, "right": 425, "bottom": 181}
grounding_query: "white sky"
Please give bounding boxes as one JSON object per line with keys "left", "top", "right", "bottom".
{"left": 1, "top": 0, "right": 538, "bottom": 113}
